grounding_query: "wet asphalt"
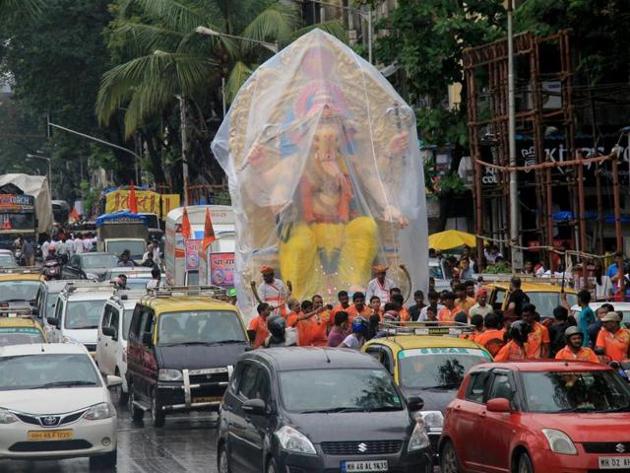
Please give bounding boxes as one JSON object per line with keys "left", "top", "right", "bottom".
{"left": 0, "top": 406, "right": 220, "bottom": 473}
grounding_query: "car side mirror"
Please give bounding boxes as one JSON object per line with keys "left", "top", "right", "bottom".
{"left": 47, "top": 316, "right": 57, "bottom": 326}
{"left": 31, "top": 307, "right": 39, "bottom": 316}
{"left": 142, "top": 332, "right": 153, "bottom": 347}
{"left": 106, "top": 375, "right": 122, "bottom": 388}
{"left": 102, "top": 326, "right": 117, "bottom": 340}
{"left": 487, "top": 397, "right": 511, "bottom": 413}
{"left": 242, "top": 398, "right": 267, "bottom": 416}
{"left": 406, "top": 396, "right": 424, "bottom": 412}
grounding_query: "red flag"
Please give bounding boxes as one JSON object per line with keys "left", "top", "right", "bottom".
{"left": 181, "top": 207, "right": 192, "bottom": 240}
{"left": 202, "top": 208, "right": 216, "bottom": 252}
{"left": 69, "top": 207, "right": 80, "bottom": 223}
{"left": 128, "top": 183, "right": 138, "bottom": 213}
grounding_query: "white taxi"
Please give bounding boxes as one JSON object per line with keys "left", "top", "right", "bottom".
{"left": 0, "top": 343, "right": 119, "bottom": 468}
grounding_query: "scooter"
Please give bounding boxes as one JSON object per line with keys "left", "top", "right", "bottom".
{"left": 42, "top": 258, "right": 62, "bottom": 280}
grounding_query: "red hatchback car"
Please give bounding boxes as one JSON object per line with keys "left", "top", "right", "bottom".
{"left": 439, "top": 361, "right": 630, "bottom": 473}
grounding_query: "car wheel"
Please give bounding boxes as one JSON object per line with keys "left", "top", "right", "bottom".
{"left": 440, "top": 440, "right": 460, "bottom": 473}
{"left": 151, "top": 388, "right": 165, "bottom": 428}
{"left": 218, "top": 444, "right": 231, "bottom": 473}
{"left": 266, "top": 457, "right": 280, "bottom": 473}
{"left": 127, "top": 380, "right": 144, "bottom": 422}
{"left": 89, "top": 449, "right": 117, "bottom": 470}
{"left": 518, "top": 452, "right": 534, "bottom": 473}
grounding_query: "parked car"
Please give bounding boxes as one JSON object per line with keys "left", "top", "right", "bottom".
{"left": 364, "top": 328, "right": 492, "bottom": 453}
{"left": 64, "top": 253, "right": 118, "bottom": 281}
{"left": 485, "top": 280, "right": 577, "bottom": 318}
{"left": 95, "top": 290, "right": 144, "bottom": 404}
{"left": 218, "top": 347, "right": 433, "bottom": 473}
{"left": 126, "top": 289, "right": 249, "bottom": 427}
{"left": 46, "top": 283, "right": 115, "bottom": 354}
{"left": 0, "top": 343, "right": 119, "bottom": 468}
{"left": 439, "top": 360, "right": 630, "bottom": 473}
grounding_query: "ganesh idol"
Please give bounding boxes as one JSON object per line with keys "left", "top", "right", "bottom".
{"left": 212, "top": 29, "right": 428, "bottom": 308}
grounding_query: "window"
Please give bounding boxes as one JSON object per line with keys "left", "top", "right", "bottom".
{"left": 492, "top": 289, "right": 506, "bottom": 311}
{"left": 366, "top": 346, "right": 393, "bottom": 373}
{"left": 129, "top": 305, "right": 144, "bottom": 339}
{"left": 101, "top": 305, "right": 112, "bottom": 329}
{"left": 465, "top": 371, "right": 490, "bottom": 403}
{"left": 54, "top": 298, "right": 64, "bottom": 322}
{"left": 237, "top": 363, "right": 271, "bottom": 402}
{"left": 487, "top": 373, "right": 513, "bottom": 402}
{"left": 109, "top": 308, "right": 120, "bottom": 332}
{"left": 140, "top": 308, "right": 154, "bottom": 343}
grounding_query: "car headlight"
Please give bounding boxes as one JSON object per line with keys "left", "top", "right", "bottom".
{"left": 85, "top": 272, "right": 99, "bottom": 281}
{"left": 0, "top": 408, "right": 17, "bottom": 424}
{"left": 408, "top": 417, "right": 430, "bottom": 452}
{"left": 275, "top": 426, "right": 317, "bottom": 454}
{"left": 83, "top": 402, "right": 116, "bottom": 421}
{"left": 542, "top": 429, "right": 577, "bottom": 455}
{"left": 158, "top": 369, "right": 183, "bottom": 382}
{"left": 416, "top": 410, "right": 444, "bottom": 433}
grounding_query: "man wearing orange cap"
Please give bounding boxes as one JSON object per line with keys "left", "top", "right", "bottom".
{"left": 258, "top": 266, "right": 289, "bottom": 318}
{"left": 366, "top": 264, "right": 394, "bottom": 307}
{"left": 469, "top": 288, "right": 493, "bottom": 319}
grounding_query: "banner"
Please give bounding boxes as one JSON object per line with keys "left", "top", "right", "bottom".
{"left": 184, "top": 239, "right": 202, "bottom": 271}
{"left": 209, "top": 252, "right": 235, "bottom": 287}
{"left": 105, "top": 190, "right": 181, "bottom": 218}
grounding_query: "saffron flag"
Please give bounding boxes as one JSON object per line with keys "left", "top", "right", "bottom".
{"left": 202, "top": 208, "right": 216, "bottom": 252}
{"left": 128, "top": 183, "right": 138, "bottom": 213}
{"left": 181, "top": 207, "right": 192, "bottom": 240}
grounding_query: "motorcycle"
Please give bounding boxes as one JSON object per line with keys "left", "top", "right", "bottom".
{"left": 42, "top": 258, "right": 62, "bottom": 280}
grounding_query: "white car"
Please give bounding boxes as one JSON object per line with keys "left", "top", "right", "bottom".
{"left": 95, "top": 291, "right": 144, "bottom": 404}
{"left": 47, "top": 283, "right": 115, "bottom": 354}
{"left": 571, "top": 302, "right": 630, "bottom": 326}
{"left": 0, "top": 343, "right": 119, "bottom": 468}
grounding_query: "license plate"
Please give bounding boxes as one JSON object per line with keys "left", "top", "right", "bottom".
{"left": 599, "top": 457, "right": 630, "bottom": 469}
{"left": 193, "top": 396, "right": 221, "bottom": 403}
{"left": 27, "top": 430, "right": 74, "bottom": 441}
{"left": 341, "top": 460, "right": 388, "bottom": 472}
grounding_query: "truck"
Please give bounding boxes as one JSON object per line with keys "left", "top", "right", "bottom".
{"left": 95, "top": 211, "right": 148, "bottom": 262}
{"left": 0, "top": 174, "right": 53, "bottom": 249}
{"left": 164, "top": 205, "right": 235, "bottom": 286}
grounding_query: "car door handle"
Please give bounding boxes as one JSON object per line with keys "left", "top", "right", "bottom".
{"left": 480, "top": 411, "right": 487, "bottom": 417}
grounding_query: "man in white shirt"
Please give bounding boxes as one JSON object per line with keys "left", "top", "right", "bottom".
{"left": 74, "top": 234, "right": 85, "bottom": 254}
{"left": 365, "top": 264, "right": 395, "bottom": 307}
{"left": 40, "top": 239, "right": 51, "bottom": 260}
{"left": 82, "top": 232, "right": 94, "bottom": 253}
{"left": 419, "top": 291, "right": 444, "bottom": 321}
{"left": 469, "top": 288, "right": 493, "bottom": 319}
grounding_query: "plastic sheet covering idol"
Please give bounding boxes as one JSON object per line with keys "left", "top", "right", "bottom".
{"left": 212, "top": 29, "right": 428, "bottom": 314}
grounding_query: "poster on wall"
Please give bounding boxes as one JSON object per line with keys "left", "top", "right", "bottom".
{"left": 210, "top": 252, "right": 235, "bottom": 287}
{"left": 184, "top": 239, "right": 201, "bottom": 271}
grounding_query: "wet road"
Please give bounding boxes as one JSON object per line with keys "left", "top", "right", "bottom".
{"left": 0, "top": 406, "right": 220, "bottom": 473}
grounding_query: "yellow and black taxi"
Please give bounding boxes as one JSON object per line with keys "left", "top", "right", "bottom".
{"left": 484, "top": 279, "right": 577, "bottom": 318}
{"left": 0, "top": 316, "right": 46, "bottom": 346}
{"left": 363, "top": 323, "right": 492, "bottom": 454}
{"left": 125, "top": 287, "right": 249, "bottom": 427}
{"left": 0, "top": 269, "right": 45, "bottom": 316}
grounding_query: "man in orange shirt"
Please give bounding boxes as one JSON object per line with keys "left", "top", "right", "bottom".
{"left": 438, "top": 292, "right": 459, "bottom": 322}
{"left": 595, "top": 312, "right": 630, "bottom": 362}
{"left": 285, "top": 298, "right": 301, "bottom": 328}
{"left": 495, "top": 321, "right": 530, "bottom": 362}
{"left": 476, "top": 313, "right": 506, "bottom": 357}
{"left": 454, "top": 283, "right": 476, "bottom": 316}
{"left": 555, "top": 326, "right": 599, "bottom": 363}
{"left": 330, "top": 290, "right": 351, "bottom": 326}
{"left": 310, "top": 295, "right": 330, "bottom": 346}
{"left": 248, "top": 303, "right": 272, "bottom": 348}
{"left": 347, "top": 292, "right": 371, "bottom": 323}
{"left": 391, "top": 293, "right": 410, "bottom": 322}
{"left": 523, "top": 304, "right": 550, "bottom": 359}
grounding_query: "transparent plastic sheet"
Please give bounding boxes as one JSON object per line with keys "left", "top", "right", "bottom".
{"left": 211, "top": 29, "right": 428, "bottom": 318}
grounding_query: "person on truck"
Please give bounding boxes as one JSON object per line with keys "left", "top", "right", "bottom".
{"left": 117, "top": 249, "right": 136, "bottom": 267}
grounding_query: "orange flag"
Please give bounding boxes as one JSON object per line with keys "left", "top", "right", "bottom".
{"left": 69, "top": 207, "right": 80, "bottom": 223}
{"left": 181, "top": 207, "right": 192, "bottom": 240}
{"left": 128, "top": 183, "right": 138, "bottom": 213}
{"left": 202, "top": 208, "right": 216, "bottom": 252}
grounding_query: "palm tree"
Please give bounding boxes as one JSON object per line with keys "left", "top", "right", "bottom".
{"left": 96, "top": 0, "right": 346, "bottom": 138}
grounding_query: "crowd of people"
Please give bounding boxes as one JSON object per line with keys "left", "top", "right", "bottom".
{"left": 248, "top": 265, "right": 630, "bottom": 367}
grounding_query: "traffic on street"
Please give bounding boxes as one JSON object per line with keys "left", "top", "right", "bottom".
{"left": 2, "top": 1, "right": 630, "bottom": 472}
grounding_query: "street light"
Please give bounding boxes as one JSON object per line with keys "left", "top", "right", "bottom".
{"left": 195, "top": 26, "right": 279, "bottom": 53}
{"left": 26, "top": 154, "right": 52, "bottom": 197}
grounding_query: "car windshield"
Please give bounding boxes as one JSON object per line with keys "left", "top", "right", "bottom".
{"left": 65, "top": 299, "right": 107, "bottom": 329}
{"left": 399, "top": 347, "right": 491, "bottom": 389}
{"left": 122, "top": 308, "right": 134, "bottom": 341}
{"left": 0, "top": 327, "right": 45, "bottom": 346}
{"left": 522, "top": 371, "right": 630, "bottom": 413}
{"left": 0, "top": 281, "right": 40, "bottom": 303}
{"left": 279, "top": 368, "right": 404, "bottom": 413}
{"left": 526, "top": 292, "right": 578, "bottom": 317}
{"left": 429, "top": 264, "right": 444, "bottom": 279}
{"left": 124, "top": 278, "right": 151, "bottom": 290}
{"left": 106, "top": 240, "right": 146, "bottom": 259}
{"left": 0, "top": 354, "right": 101, "bottom": 390}
{"left": 157, "top": 310, "right": 245, "bottom": 345}
{"left": 0, "top": 255, "right": 16, "bottom": 267}
{"left": 80, "top": 254, "right": 118, "bottom": 269}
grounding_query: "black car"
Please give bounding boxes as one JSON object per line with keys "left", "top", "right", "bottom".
{"left": 217, "top": 347, "right": 433, "bottom": 473}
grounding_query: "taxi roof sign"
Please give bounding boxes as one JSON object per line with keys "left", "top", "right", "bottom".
{"left": 380, "top": 320, "right": 475, "bottom": 338}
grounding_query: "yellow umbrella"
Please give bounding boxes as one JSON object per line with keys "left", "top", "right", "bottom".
{"left": 428, "top": 230, "right": 476, "bottom": 250}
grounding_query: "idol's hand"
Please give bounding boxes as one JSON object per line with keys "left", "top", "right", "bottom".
{"left": 388, "top": 131, "right": 409, "bottom": 156}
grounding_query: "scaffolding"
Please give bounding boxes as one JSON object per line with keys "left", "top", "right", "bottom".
{"left": 463, "top": 30, "right": 623, "bottom": 269}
